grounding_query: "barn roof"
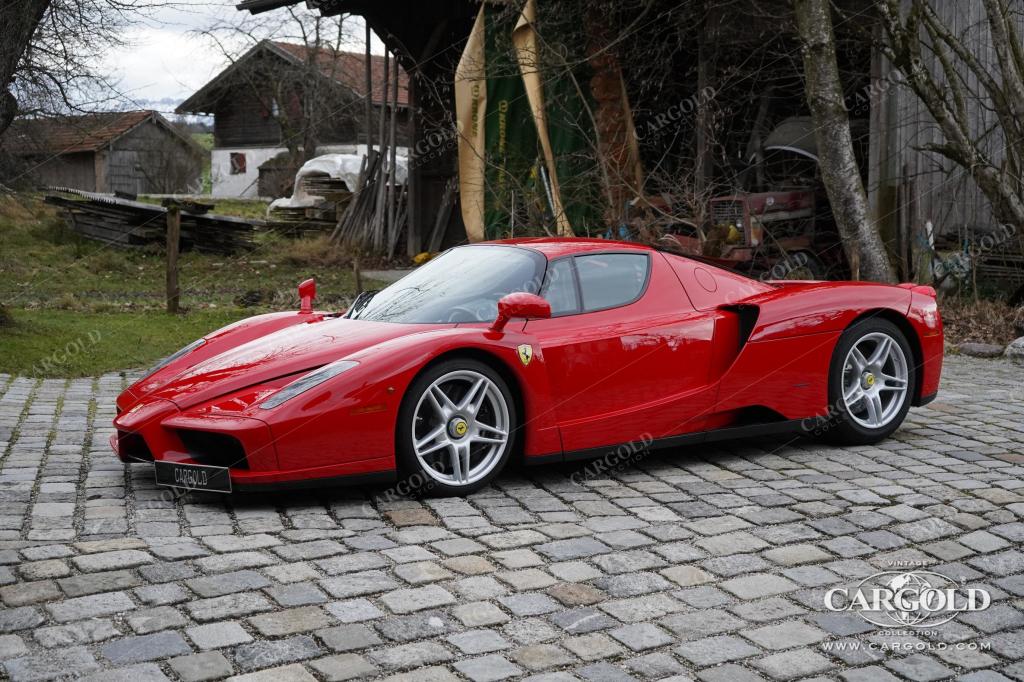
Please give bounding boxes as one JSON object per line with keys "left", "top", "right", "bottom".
{"left": 176, "top": 40, "right": 409, "bottom": 115}
{"left": 2, "top": 110, "right": 197, "bottom": 156}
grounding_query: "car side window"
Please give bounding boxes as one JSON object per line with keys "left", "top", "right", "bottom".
{"left": 575, "top": 253, "right": 649, "bottom": 312}
{"left": 539, "top": 258, "right": 580, "bottom": 316}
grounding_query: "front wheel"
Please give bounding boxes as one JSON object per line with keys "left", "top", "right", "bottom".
{"left": 396, "top": 359, "right": 516, "bottom": 497}
{"left": 822, "top": 318, "right": 915, "bottom": 445}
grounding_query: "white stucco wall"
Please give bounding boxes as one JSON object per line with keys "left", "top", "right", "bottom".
{"left": 211, "top": 145, "right": 372, "bottom": 198}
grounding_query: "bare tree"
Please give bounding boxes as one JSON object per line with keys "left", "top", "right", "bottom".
{"left": 876, "top": 0, "right": 1024, "bottom": 231}
{"left": 198, "top": 9, "right": 360, "bottom": 164}
{"left": 1, "top": 0, "right": 153, "bottom": 140}
{"left": 794, "top": 0, "right": 895, "bottom": 282}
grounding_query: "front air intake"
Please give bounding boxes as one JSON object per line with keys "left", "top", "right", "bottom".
{"left": 176, "top": 430, "right": 248, "bottom": 469}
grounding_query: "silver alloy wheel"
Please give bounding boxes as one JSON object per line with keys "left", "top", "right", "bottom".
{"left": 411, "top": 369, "right": 510, "bottom": 487}
{"left": 841, "top": 331, "right": 910, "bottom": 429}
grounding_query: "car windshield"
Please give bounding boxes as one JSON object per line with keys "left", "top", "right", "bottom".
{"left": 347, "top": 245, "right": 546, "bottom": 324}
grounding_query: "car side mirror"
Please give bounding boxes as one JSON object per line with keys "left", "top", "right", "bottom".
{"left": 491, "top": 293, "right": 551, "bottom": 333}
{"left": 298, "top": 278, "right": 316, "bottom": 314}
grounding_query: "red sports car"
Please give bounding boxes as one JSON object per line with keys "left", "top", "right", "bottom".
{"left": 112, "top": 238, "right": 943, "bottom": 497}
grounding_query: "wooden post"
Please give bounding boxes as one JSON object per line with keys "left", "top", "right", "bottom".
{"left": 365, "top": 22, "right": 374, "bottom": 153}
{"left": 406, "top": 72, "right": 419, "bottom": 256}
{"left": 694, "top": 35, "right": 715, "bottom": 202}
{"left": 165, "top": 203, "right": 181, "bottom": 314}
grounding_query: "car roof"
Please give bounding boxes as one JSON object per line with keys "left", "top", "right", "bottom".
{"left": 481, "top": 237, "right": 655, "bottom": 258}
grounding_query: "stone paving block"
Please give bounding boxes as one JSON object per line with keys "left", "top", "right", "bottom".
{"left": 316, "top": 624, "right": 382, "bottom": 652}
{"left": 753, "top": 648, "right": 833, "bottom": 679}
{"left": 247, "top": 605, "right": 332, "bottom": 636}
{"left": 46, "top": 591, "right": 135, "bottom": 622}
{"left": 741, "top": 621, "right": 827, "bottom": 650}
{"left": 447, "top": 628, "right": 511, "bottom": 654}
{"left": 3, "top": 646, "right": 100, "bottom": 681}
{"left": 226, "top": 663, "right": 318, "bottom": 682}
{"left": 58, "top": 569, "right": 141, "bottom": 597}
{"left": 186, "top": 621, "right": 253, "bottom": 650}
{"left": 307, "top": 654, "right": 377, "bottom": 681}
{"left": 185, "top": 593, "right": 274, "bottom": 622}
{"left": 510, "top": 643, "right": 576, "bottom": 671}
{"left": 885, "top": 653, "right": 955, "bottom": 681}
{"left": 452, "top": 654, "right": 523, "bottom": 682}
{"left": 720, "top": 573, "right": 799, "bottom": 599}
{"left": 607, "top": 623, "right": 673, "bottom": 651}
{"left": 0, "top": 634, "right": 28, "bottom": 660}
{"left": 380, "top": 585, "right": 456, "bottom": 614}
{"left": 368, "top": 641, "right": 454, "bottom": 670}
{"left": 319, "top": 570, "right": 398, "bottom": 598}
{"left": 561, "top": 633, "right": 625, "bottom": 661}
{"left": 101, "top": 630, "right": 192, "bottom": 664}
{"left": 0, "top": 580, "right": 61, "bottom": 606}
{"left": 324, "top": 598, "right": 384, "bottom": 623}
{"left": 168, "top": 652, "right": 234, "bottom": 682}
{"left": 233, "top": 635, "right": 322, "bottom": 671}
{"left": 453, "top": 601, "right": 510, "bottom": 627}
{"left": 80, "top": 662, "right": 172, "bottom": 682}
{"left": 125, "top": 606, "right": 187, "bottom": 634}
{"left": 187, "top": 570, "right": 272, "bottom": 598}
{"left": 675, "top": 634, "right": 760, "bottom": 666}
{"left": 72, "top": 549, "right": 153, "bottom": 572}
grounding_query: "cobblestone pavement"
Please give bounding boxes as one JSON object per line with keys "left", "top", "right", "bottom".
{"left": 0, "top": 355, "right": 1023, "bottom": 682}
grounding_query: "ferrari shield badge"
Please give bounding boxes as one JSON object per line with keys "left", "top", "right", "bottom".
{"left": 517, "top": 344, "right": 534, "bottom": 366}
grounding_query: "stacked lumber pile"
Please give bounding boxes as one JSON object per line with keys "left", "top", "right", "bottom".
{"left": 266, "top": 174, "right": 354, "bottom": 237}
{"left": 43, "top": 188, "right": 259, "bottom": 255}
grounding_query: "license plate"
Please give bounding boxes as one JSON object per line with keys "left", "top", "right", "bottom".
{"left": 154, "top": 461, "right": 232, "bottom": 493}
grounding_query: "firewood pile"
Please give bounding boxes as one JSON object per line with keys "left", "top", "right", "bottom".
{"left": 43, "top": 188, "right": 259, "bottom": 255}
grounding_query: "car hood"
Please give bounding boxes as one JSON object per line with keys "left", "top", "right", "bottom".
{"left": 147, "top": 317, "right": 439, "bottom": 410}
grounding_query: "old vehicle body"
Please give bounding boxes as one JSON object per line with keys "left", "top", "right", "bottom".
{"left": 112, "top": 238, "right": 943, "bottom": 497}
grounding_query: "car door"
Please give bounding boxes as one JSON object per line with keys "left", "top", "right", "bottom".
{"left": 524, "top": 251, "right": 718, "bottom": 453}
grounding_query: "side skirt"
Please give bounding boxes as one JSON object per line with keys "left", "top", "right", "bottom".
{"left": 525, "top": 419, "right": 808, "bottom": 465}
{"left": 232, "top": 470, "right": 398, "bottom": 493}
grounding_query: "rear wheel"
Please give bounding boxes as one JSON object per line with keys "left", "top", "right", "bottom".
{"left": 396, "top": 359, "right": 516, "bottom": 497}
{"left": 822, "top": 318, "right": 914, "bottom": 445}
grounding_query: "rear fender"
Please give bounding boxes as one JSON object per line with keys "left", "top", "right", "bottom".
{"left": 744, "top": 282, "right": 912, "bottom": 342}
{"left": 712, "top": 282, "right": 912, "bottom": 420}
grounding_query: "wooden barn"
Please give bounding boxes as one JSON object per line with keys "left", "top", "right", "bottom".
{"left": 2, "top": 110, "right": 203, "bottom": 195}
{"left": 177, "top": 40, "right": 409, "bottom": 198}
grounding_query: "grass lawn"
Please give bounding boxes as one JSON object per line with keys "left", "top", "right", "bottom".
{"left": 0, "top": 308, "right": 251, "bottom": 378}
{"left": 0, "top": 193, "right": 384, "bottom": 377}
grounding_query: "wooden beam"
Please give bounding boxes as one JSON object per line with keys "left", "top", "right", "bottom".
{"left": 165, "top": 204, "right": 181, "bottom": 314}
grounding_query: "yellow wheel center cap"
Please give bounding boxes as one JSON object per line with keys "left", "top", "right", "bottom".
{"left": 864, "top": 373, "right": 876, "bottom": 388}
{"left": 450, "top": 419, "right": 469, "bottom": 438}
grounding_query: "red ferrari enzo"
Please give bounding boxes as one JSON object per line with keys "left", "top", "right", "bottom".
{"left": 112, "top": 238, "right": 943, "bottom": 497}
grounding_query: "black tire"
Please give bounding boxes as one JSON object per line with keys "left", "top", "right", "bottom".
{"left": 820, "top": 318, "right": 915, "bottom": 445}
{"left": 396, "top": 358, "right": 517, "bottom": 497}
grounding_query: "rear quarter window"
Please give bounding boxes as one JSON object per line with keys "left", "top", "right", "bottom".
{"left": 575, "top": 253, "right": 649, "bottom": 312}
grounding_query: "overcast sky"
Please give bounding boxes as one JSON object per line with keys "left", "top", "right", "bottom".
{"left": 101, "top": 2, "right": 385, "bottom": 115}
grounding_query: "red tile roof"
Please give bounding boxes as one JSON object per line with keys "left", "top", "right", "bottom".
{"left": 177, "top": 40, "right": 409, "bottom": 115}
{"left": 271, "top": 42, "right": 410, "bottom": 107}
{"left": 3, "top": 111, "right": 157, "bottom": 155}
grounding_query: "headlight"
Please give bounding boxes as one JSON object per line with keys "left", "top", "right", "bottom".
{"left": 259, "top": 360, "right": 359, "bottom": 410}
{"left": 147, "top": 338, "right": 206, "bottom": 376}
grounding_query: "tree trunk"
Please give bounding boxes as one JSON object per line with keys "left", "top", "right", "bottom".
{"left": 0, "top": 0, "right": 50, "bottom": 139}
{"left": 794, "top": 0, "right": 896, "bottom": 282}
